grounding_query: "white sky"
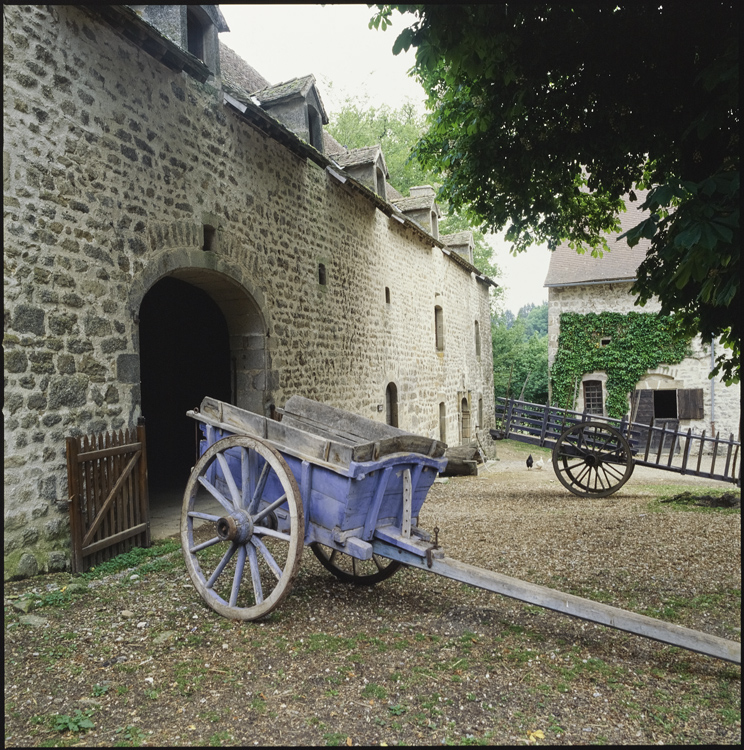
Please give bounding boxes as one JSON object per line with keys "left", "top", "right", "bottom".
{"left": 220, "top": 4, "right": 551, "bottom": 314}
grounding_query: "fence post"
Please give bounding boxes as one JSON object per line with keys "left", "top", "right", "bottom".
{"left": 66, "top": 436, "right": 84, "bottom": 574}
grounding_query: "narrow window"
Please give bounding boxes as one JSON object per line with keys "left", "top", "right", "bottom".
{"left": 434, "top": 305, "right": 444, "bottom": 351}
{"left": 583, "top": 380, "right": 604, "bottom": 415}
{"left": 478, "top": 397, "right": 483, "bottom": 430}
{"left": 376, "top": 167, "right": 387, "bottom": 200}
{"left": 187, "top": 8, "right": 206, "bottom": 61}
{"left": 439, "top": 402, "right": 446, "bottom": 443}
{"left": 202, "top": 224, "right": 216, "bottom": 253}
{"left": 318, "top": 262, "right": 327, "bottom": 286}
{"left": 461, "top": 397, "right": 471, "bottom": 442}
{"left": 430, "top": 211, "right": 438, "bottom": 239}
{"left": 385, "top": 382, "right": 398, "bottom": 427}
{"left": 385, "top": 287, "right": 391, "bottom": 305}
{"left": 474, "top": 320, "right": 481, "bottom": 357}
{"left": 308, "top": 105, "right": 323, "bottom": 152}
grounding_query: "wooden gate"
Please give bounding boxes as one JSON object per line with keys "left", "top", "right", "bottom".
{"left": 66, "top": 420, "right": 150, "bottom": 573}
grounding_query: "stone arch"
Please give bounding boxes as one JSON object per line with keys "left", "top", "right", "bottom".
{"left": 127, "top": 249, "right": 274, "bottom": 416}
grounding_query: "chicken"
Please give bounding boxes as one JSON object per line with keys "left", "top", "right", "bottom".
{"left": 526, "top": 454, "right": 533, "bottom": 469}
{"left": 535, "top": 457, "right": 545, "bottom": 470}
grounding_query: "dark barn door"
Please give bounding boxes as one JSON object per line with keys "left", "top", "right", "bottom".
{"left": 139, "top": 277, "right": 231, "bottom": 492}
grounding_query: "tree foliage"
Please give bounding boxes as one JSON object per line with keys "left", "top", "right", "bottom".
{"left": 327, "top": 96, "right": 434, "bottom": 196}
{"left": 370, "top": 4, "right": 739, "bottom": 382}
{"left": 492, "top": 303, "right": 549, "bottom": 405}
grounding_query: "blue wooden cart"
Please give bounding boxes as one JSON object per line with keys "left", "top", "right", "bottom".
{"left": 182, "top": 396, "right": 739, "bottom": 664}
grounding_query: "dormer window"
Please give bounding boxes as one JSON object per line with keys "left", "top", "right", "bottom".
{"left": 251, "top": 75, "right": 329, "bottom": 154}
{"left": 187, "top": 7, "right": 206, "bottom": 61}
{"left": 331, "top": 145, "right": 389, "bottom": 199}
{"left": 135, "top": 5, "right": 228, "bottom": 78}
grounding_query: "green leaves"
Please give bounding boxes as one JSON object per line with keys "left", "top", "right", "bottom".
{"left": 551, "top": 312, "right": 691, "bottom": 417}
{"left": 370, "top": 3, "right": 739, "bottom": 381}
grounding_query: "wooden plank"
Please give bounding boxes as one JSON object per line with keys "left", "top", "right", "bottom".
{"left": 66, "top": 437, "right": 84, "bottom": 574}
{"left": 709, "top": 432, "right": 720, "bottom": 477}
{"left": 372, "top": 541, "right": 740, "bottom": 664}
{"left": 361, "top": 467, "right": 393, "bottom": 540}
{"left": 680, "top": 429, "right": 692, "bottom": 474}
{"left": 696, "top": 430, "right": 706, "bottom": 475}
{"left": 81, "top": 450, "right": 141, "bottom": 549}
{"left": 82, "top": 522, "right": 148, "bottom": 557}
{"left": 723, "top": 433, "right": 734, "bottom": 480}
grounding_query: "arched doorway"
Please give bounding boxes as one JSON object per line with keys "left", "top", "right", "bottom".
{"left": 139, "top": 276, "right": 231, "bottom": 490}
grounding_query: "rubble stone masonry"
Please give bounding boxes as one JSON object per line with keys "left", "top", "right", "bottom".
{"left": 3, "top": 6, "right": 495, "bottom": 577}
{"left": 548, "top": 283, "right": 740, "bottom": 439}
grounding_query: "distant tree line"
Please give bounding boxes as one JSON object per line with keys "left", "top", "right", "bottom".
{"left": 492, "top": 302, "right": 549, "bottom": 405}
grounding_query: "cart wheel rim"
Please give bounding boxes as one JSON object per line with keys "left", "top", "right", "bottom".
{"left": 310, "top": 542, "right": 402, "bottom": 585}
{"left": 181, "top": 435, "right": 303, "bottom": 620}
{"left": 552, "top": 422, "right": 634, "bottom": 498}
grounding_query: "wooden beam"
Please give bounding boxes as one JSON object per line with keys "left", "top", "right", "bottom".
{"left": 373, "top": 541, "right": 741, "bottom": 664}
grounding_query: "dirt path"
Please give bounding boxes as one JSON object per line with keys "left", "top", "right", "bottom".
{"left": 4, "top": 441, "right": 740, "bottom": 746}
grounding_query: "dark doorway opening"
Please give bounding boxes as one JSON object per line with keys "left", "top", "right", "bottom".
{"left": 139, "top": 276, "right": 231, "bottom": 492}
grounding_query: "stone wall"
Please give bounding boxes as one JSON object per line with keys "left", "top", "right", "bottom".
{"left": 548, "top": 283, "right": 740, "bottom": 439}
{"left": 3, "top": 5, "right": 496, "bottom": 578}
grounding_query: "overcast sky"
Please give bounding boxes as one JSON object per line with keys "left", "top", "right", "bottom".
{"left": 220, "top": 4, "right": 551, "bottom": 314}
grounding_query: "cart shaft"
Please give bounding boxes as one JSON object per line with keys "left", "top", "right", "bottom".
{"left": 372, "top": 540, "right": 740, "bottom": 664}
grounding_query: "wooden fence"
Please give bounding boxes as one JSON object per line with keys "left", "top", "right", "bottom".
{"left": 495, "top": 397, "right": 740, "bottom": 486}
{"left": 66, "top": 421, "right": 150, "bottom": 573}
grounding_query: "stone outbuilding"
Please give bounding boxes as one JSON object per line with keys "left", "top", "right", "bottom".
{"left": 3, "top": 4, "right": 497, "bottom": 577}
{"left": 544, "top": 198, "right": 740, "bottom": 440}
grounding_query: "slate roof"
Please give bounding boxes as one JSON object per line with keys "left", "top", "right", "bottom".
{"left": 393, "top": 195, "right": 440, "bottom": 213}
{"left": 323, "top": 132, "right": 346, "bottom": 156}
{"left": 219, "top": 42, "right": 271, "bottom": 93}
{"left": 544, "top": 193, "right": 651, "bottom": 287}
{"left": 385, "top": 182, "right": 404, "bottom": 201}
{"left": 441, "top": 231, "right": 473, "bottom": 248}
{"left": 331, "top": 145, "right": 388, "bottom": 177}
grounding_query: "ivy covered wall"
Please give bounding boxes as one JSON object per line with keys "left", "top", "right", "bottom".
{"left": 550, "top": 312, "right": 691, "bottom": 417}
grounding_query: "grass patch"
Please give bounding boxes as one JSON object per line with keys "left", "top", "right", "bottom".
{"left": 81, "top": 539, "right": 181, "bottom": 580}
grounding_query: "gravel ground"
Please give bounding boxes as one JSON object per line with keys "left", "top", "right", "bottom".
{"left": 4, "top": 440, "right": 741, "bottom": 746}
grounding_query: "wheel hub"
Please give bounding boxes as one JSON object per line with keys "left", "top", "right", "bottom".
{"left": 216, "top": 510, "right": 254, "bottom": 544}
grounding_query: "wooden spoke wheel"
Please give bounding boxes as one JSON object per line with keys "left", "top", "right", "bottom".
{"left": 552, "top": 422, "right": 634, "bottom": 498}
{"left": 181, "top": 435, "right": 303, "bottom": 620}
{"left": 310, "top": 542, "right": 402, "bottom": 585}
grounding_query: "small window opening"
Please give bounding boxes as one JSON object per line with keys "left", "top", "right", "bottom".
{"left": 474, "top": 320, "right": 481, "bottom": 357}
{"left": 318, "top": 263, "right": 327, "bottom": 286}
{"left": 460, "top": 397, "right": 471, "bottom": 442}
{"left": 385, "top": 382, "right": 398, "bottom": 427}
{"left": 385, "top": 287, "right": 391, "bottom": 305}
{"left": 187, "top": 8, "right": 206, "bottom": 61}
{"left": 203, "top": 224, "right": 216, "bottom": 253}
{"left": 478, "top": 397, "right": 483, "bottom": 429}
{"left": 376, "top": 167, "right": 386, "bottom": 200}
{"left": 438, "top": 402, "right": 446, "bottom": 443}
{"left": 583, "top": 380, "right": 604, "bottom": 415}
{"left": 654, "top": 390, "right": 678, "bottom": 419}
{"left": 600, "top": 338, "right": 612, "bottom": 347}
{"left": 434, "top": 305, "right": 444, "bottom": 351}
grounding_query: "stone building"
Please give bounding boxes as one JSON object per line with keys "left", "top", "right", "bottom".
{"left": 544, "top": 199, "right": 740, "bottom": 440}
{"left": 3, "top": 5, "right": 497, "bottom": 577}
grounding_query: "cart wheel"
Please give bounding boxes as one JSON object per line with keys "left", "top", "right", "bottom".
{"left": 181, "top": 435, "right": 303, "bottom": 620}
{"left": 310, "top": 542, "right": 402, "bottom": 585}
{"left": 552, "top": 422, "right": 634, "bottom": 498}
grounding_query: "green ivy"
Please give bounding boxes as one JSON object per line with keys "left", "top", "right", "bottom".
{"left": 551, "top": 312, "right": 692, "bottom": 417}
